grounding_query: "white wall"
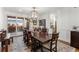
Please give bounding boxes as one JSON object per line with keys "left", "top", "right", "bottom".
{"left": 55, "top": 7, "right": 79, "bottom": 43}
{"left": 55, "top": 8, "right": 70, "bottom": 43}
{"left": 68, "top": 8, "right": 79, "bottom": 28}
{"left": 0, "top": 8, "right": 7, "bottom": 30}
{"left": 40, "top": 8, "right": 79, "bottom": 43}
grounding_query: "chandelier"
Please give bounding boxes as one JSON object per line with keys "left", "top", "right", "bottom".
{"left": 31, "top": 7, "right": 38, "bottom": 19}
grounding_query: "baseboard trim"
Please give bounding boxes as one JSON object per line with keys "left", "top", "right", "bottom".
{"left": 58, "top": 39, "right": 70, "bottom": 46}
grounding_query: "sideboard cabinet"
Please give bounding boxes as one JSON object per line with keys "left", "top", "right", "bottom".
{"left": 71, "top": 31, "right": 79, "bottom": 48}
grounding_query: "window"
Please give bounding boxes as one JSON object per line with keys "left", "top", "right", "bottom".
{"left": 7, "top": 16, "right": 16, "bottom": 33}
{"left": 7, "top": 16, "right": 24, "bottom": 33}
{"left": 17, "top": 17, "right": 24, "bottom": 32}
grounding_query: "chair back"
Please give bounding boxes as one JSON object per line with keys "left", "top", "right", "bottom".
{"left": 0, "top": 32, "right": 2, "bottom": 41}
{"left": 2, "top": 31, "right": 6, "bottom": 38}
{"left": 52, "top": 33, "right": 59, "bottom": 40}
{"left": 27, "top": 31, "right": 31, "bottom": 38}
{"left": 23, "top": 29, "right": 30, "bottom": 43}
{"left": 0, "top": 31, "right": 6, "bottom": 40}
{"left": 26, "top": 31, "right": 32, "bottom": 46}
{"left": 50, "top": 33, "right": 59, "bottom": 52}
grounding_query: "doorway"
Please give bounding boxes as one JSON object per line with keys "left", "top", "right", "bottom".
{"left": 7, "top": 16, "right": 26, "bottom": 36}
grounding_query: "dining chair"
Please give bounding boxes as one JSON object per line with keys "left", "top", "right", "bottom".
{"left": 0, "top": 32, "right": 6, "bottom": 52}
{"left": 31, "top": 37, "right": 42, "bottom": 52}
{"left": 23, "top": 29, "right": 28, "bottom": 43}
{"left": 42, "top": 33, "right": 59, "bottom": 52}
{"left": 0, "top": 31, "right": 11, "bottom": 52}
{"left": 0, "top": 31, "right": 6, "bottom": 48}
{"left": 26, "top": 31, "right": 32, "bottom": 47}
{"left": 0, "top": 31, "right": 6, "bottom": 39}
{"left": 1, "top": 39, "right": 11, "bottom": 52}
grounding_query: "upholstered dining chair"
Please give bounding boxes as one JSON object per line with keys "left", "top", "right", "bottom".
{"left": 26, "top": 31, "right": 32, "bottom": 46}
{"left": 0, "top": 31, "right": 6, "bottom": 39}
{"left": 0, "top": 31, "right": 6, "bottom": 52}
{"left": 23, "top": 29, "right": 28, "bottom": 43}
{"left": 1, "top": 39, "right": 10, "bottom": 52}
{"left": 0, "top": 31, "right": 11, "bottom": 52}
{"left": 31, "top": 36, "right": 42, "bottom": 52}
{"left": 42, "top": 33, "right": 59, "bottom": 52}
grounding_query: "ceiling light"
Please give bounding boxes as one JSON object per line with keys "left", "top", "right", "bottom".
{"left": 31, "top": 7, "right": 38, "bottom": 19}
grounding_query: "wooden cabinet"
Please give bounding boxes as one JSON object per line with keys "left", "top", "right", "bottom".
{"left": 71, "top": 31, "right": 79, "bottom": 48}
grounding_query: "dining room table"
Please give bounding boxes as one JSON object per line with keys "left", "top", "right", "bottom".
{"left": 31, "top": 31, "right": 52, "bottom": 51}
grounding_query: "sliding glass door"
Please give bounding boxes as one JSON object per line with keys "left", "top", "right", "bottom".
{"left": 16, "top": 18, "right": 24, "bottom": 32}
{"left": 8, "top": 16, "right": 16, "bottom": 33}
{"left": 7, "top": 16, "right": 24, "bottom": 33}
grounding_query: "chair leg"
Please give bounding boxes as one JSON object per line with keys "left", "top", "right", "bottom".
{"left": 55, "top": 41, "right": 57, "bottom": 52}
{"left": 39, "top": 43, "right": 43, "bottom": 52}
{"left": 31, "top": 44, "right": 34, "bottom": 52}
{"left": 31, "top": 43, "right": 37, "bottom": 52}
{"left": 11, "top": 37, "right": 13, "bottom": 43}
{"left": 1, "top": 42, "right": 4, "bottom": 52}
{"left": 54, "top": 47, "right": 57, "bottom": 52}
{"left": 40, "top": 46, "right": 43, "bottom": 52}
{"left": 50, "top": 49, "right": 52, "bottom": 52}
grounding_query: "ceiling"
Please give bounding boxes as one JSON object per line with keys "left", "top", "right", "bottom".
{"left": 3, "top": 7, "right": 60, "bottom": 15}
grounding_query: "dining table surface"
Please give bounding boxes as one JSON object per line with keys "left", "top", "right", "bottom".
{"left": 32, "top": 31, "right": 52, "bottom": 43}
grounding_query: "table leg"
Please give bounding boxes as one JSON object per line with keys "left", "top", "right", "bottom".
{"left": 40, "top": 43, "right": 43, "bottom": 52}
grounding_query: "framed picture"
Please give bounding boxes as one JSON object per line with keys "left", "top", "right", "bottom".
{"left": 39, "top": 20, "right": 42, "bottom": 26}
{"left": 33, "top": 20, "right": 37, "bottom": 25}
{"left": 39, "top": 19, "right": 46, "bottom": 27}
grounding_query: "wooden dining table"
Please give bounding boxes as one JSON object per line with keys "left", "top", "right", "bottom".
{"left": 31, "top": 32, "right": 52, "bottom": 51}
{"left": 32, "top": 34, "right": 52, "bottom": 43}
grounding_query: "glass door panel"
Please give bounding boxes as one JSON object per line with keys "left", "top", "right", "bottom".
{"left": 8, "top": 17, "right": 16, "bottom": 33}
{"left": 16, "top": 18, "right": 24, "bottom": 32}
